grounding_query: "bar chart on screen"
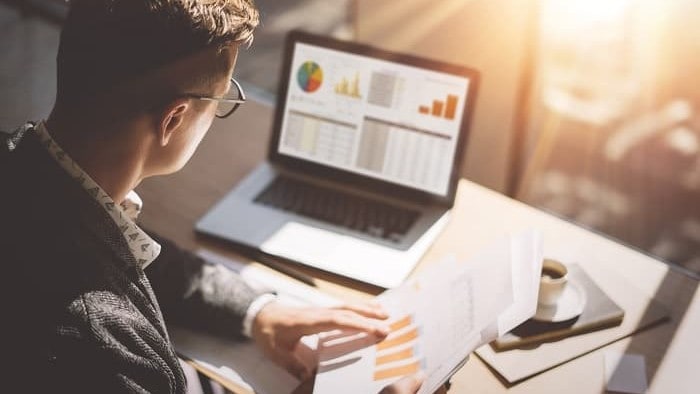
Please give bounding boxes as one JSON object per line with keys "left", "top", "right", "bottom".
{"left": 334, "top": 72, "right": 362, "bottom": 99}
{"left": 418, "top": 94, "right": 459, "bottom": 120}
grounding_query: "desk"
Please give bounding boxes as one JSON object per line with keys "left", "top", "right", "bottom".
{"left": 137, "top": 100, "right": 700, "bottom": 394}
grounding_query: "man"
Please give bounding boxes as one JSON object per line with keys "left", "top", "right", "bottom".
{"left": 0, "top": 1, "right": 424, "bottom": 393}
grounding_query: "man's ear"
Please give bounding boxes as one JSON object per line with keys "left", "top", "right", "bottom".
{"left": 158, "top": 98, "right": 190, "bottom": 147}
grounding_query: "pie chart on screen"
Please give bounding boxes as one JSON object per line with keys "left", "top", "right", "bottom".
{"left": 297, "top": 61, "right": 323, "bottom": 93}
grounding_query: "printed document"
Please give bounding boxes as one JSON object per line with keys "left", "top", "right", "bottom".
{"left": 313, "top": 231, "right": 543, "bottom": 394}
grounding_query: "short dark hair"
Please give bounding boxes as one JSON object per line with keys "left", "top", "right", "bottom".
{"left": 56, "top": 0, "right": 259, "bottom": 111}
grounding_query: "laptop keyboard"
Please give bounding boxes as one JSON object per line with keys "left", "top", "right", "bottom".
{"left": 254, "top": 177, "right": 420, "bottom": 242}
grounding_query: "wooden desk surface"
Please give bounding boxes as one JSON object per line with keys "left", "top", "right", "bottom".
{"left": 137, "top": 100, "right": 699, "bottom": 394}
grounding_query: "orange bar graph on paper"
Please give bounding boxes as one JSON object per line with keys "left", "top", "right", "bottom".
{"left": 445, "top": 95, "right": 458, "bottom": 120}
{"left": 389, "top": 315, "right": 412, "bottom": 332}
{"left": 376, "top": 347, "right": 414, "bottom": 366}
{"left": 373, "top": 360, "right": 422, "bottom": 381}
{"left": 432, "top": 100, "right": 444, "bottom": 117}
{"left": 418, "top": 105, "right": 430, "bottom": 114}
{"left": 376, "top": 327, "right": 419, "bottom": 351}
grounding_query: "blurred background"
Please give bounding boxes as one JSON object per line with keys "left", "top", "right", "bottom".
{"left": 1, "top": 0, "right": 698, "bottom": 278}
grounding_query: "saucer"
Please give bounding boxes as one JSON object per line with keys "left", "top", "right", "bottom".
{"left": 533, "top": 281, "right": 587, "bottom": 322}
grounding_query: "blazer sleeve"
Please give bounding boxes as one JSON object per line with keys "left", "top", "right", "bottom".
{"left": 143, "top": 232, "right": 264, "bottom": 338}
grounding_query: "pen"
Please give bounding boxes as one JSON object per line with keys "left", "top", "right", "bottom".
{"left": 256, "top": 254, "right": 317, "bottom": 287}
{"left": 178, "top": 354, "right": 254, "bottom": 394}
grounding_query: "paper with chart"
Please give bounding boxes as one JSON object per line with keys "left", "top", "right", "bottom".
{"left": 313, "top": 231, "right": 543, "bottom": 394}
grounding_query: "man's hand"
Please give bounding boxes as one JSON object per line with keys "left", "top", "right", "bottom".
{"left": 379, "top": 372, "right": 426, "bottom": 394}
{"left": 252, "top": 301, "right": 390, "bottom": 379}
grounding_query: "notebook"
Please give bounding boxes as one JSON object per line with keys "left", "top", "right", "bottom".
{"left": 475, "top": 264, "right": 669, "bottom": 384}
{"left": 492, "top": 263, "right": 625, "bottom": 351}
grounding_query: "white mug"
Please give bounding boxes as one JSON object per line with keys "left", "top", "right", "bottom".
{"left": 538, "top": 259, "right": 568, "bottom": 306}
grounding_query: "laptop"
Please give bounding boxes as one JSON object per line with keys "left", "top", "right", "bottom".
{"left": 196, "top": 31, "right": 479, "bottom": 288}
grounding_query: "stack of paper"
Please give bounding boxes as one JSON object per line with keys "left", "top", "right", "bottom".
{"left": 313, "top": 231, "right": 543, "bottom": 394}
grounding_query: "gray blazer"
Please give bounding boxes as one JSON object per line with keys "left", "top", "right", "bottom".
{"left": 0, "top": 125, "right": 262, "bottom": 393}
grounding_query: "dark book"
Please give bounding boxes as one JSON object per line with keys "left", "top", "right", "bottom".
{"left": 492, "top": 263, "right": 625, "bottom": 351}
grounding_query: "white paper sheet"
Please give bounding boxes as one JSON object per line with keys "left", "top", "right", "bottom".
{"left": 313, "top": 231, "right": 543, "bottom": 394}
{"left": 495, "top": 231, "right": 544, "bottom": 337}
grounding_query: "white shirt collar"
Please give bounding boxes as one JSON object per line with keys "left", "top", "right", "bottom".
{"left": 34, "top": 121, "right": 161, "bottom": 269}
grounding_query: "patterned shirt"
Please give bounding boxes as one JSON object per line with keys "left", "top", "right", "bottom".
{"left": 32, "top": 121, "right": 275, "bottom": 337}
{"left": 34, "top": 122, "right": 160, "bottom": 268}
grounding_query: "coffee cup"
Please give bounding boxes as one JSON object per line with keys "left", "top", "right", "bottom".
{"left": 538, "top": 259, "right": 568, "bottom": 306}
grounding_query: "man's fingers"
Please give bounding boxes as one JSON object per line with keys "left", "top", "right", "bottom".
{"left": 299, "top": 310, "right": 390, "bottom": 338}
{"left": 334, "top": 302, "right": 389, "bottom": 320}
{"left": 379, "top": 371, "right": 426, "bottom": 394}
{"left": 264, "top": 306, "right": 390, "bottom": 357}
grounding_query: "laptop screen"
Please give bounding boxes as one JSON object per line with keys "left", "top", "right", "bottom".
{"left": 276, "top": 40, "right": 474, "bottom": 197}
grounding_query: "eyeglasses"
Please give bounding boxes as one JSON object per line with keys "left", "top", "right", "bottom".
{"left": 186, "top": 78, "right": 247, "bottom": 118}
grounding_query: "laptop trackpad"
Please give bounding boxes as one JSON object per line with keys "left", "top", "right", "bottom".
{"left": 257, "top": 216, "right": 447, "bottom": 288}
{"left": 260, "top": 221, "right": 343, "bottom": 264}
